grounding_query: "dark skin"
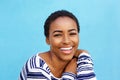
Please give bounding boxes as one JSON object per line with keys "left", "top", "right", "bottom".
{"left": 64, "top": 49, "right": 88, "bottom": 74}
{"left": 39, "top": 16, "right": 88, "bottom": 78}
{"left": 39, "top": 49, "right": 88, "bottom": 78}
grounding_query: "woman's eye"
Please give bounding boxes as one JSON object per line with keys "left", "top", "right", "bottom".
{"left": 54, "top": 34, "right": 62, "bottom": 37}
{"left": 70, "top": 33, "right": 77, "bottom": 35}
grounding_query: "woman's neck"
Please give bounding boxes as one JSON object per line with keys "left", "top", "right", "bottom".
{"left": 48, "top": 51, "right": 69, "bottom": 78}
{"left": 39, "top": 51, "right": 70, "bottom": 78}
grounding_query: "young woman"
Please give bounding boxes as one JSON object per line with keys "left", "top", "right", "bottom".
{"left": 19, "top": 10, "right": 96, "bottom": 80}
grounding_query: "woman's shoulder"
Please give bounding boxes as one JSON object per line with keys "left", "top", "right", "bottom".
{"left": 75, "top": 49, "right": 89, "bottom": 57}
{"left": 78, "top": 49, "right": 89, "bottom": 54}
{"left": 77, "top": 49, "right": 93, "bottom": 60}
{"left": 38, "top": 51, "right": 49, "bottom": 59}
{"left": 26, "top": 52, "right": 49, "bottom": 68}
{"left": 25, "top": 52, "right": 51, "bottom": 73}
{"left": 38, "top": 51, "right": 51, "bottom": 63}
{"left": 76, "top": 49, "right": 93, "bottom": 59}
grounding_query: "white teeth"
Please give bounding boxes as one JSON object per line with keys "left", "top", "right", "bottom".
{"left": 60, "top": 47, "right": 72, "bottom": 50}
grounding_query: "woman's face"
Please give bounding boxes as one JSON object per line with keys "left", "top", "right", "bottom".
{"left": 46, "top": 16, "right": 79, "bottom": 61}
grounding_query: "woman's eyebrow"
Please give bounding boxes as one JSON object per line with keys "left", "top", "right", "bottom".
{"left": 68, "top": 29, "right": 77, "bottom": 32}
{"left": 53, "top": 30, "right": 63, "bottom": 33}
{"left": 52, "top": 29, "right": 77, "bottom": 33}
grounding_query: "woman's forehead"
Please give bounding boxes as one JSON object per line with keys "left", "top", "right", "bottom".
{"left": 50, "top": 17, "right": 77, "bottom": 29}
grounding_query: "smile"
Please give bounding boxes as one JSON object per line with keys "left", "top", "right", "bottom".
{"left": 60, "top": 47, "right": 72, "bottom": 51}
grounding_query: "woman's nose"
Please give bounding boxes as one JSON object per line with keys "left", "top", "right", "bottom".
{"left": 62, "top": 35, "right": 71, "bottom": 45}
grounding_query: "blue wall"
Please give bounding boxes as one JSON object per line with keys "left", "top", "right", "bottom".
{"left": 0, "top": 0, "right": 120, "bottom": 80}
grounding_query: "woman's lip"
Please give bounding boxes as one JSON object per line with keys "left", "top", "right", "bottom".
{"left": 60, "top": 47, "right": 72, "bottom": 50}
{"left": 60, "top": 47, "right": 73, "bottom": 54}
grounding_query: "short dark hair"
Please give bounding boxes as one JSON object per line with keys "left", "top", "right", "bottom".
{"left": 44, "top": 10, "right": 80, "bottom": 37}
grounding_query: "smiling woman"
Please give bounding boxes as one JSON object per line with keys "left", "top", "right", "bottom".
{"left": 19, "top": 10, "right": 97, "bottom": 80}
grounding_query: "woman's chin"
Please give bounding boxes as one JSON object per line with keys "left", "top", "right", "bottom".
{"left": 61, "top": 56, "right": 73, "bottom": 62}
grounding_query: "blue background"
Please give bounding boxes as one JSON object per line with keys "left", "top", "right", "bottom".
{"left": 0, "top": 0, "right": 120, "bottom": 80}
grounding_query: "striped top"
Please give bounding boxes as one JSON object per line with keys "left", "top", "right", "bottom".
{"left": 19, "top": 52, "right": 96, "bottom": 80}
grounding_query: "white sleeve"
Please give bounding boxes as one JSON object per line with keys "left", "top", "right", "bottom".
{"left": 77, "top": 52, "right": 97, "bottom": 80}
{"left": 61, "top": 72, "right": 77, "bottom": 80}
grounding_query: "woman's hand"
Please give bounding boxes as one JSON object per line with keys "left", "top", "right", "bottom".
{"left": 64, "top": 58, "right": 77, "bottom": 74}
{"left": 63, "top": 49, "right": 88, "bottom": 74}
{"left": 74, "top": 49, "right": 88, "bottom": 58}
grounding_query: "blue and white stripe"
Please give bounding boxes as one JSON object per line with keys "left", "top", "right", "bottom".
{"left": 77, "top": 52, "right": 96, "bottom": 80}
{"left": 19, "top": 52, "right": 96, "bottom": 80}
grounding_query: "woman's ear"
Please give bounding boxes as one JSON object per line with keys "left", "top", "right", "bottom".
{"left": 46, "top": 37, "right": 50, "bottom": 45}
